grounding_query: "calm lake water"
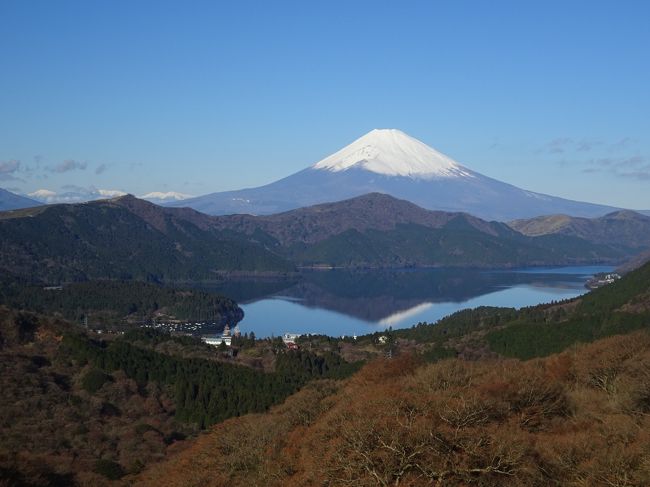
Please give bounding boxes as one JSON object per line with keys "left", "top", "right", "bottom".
{"left": 200, "top": 265, "right": 613, "bottom": 338}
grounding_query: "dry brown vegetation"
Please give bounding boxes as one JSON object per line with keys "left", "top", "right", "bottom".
{"left": 136, "top": 331, "right": 650, "bottom": 487}
{"left": 0, "top": 308, "right": 197, "bottom": 487}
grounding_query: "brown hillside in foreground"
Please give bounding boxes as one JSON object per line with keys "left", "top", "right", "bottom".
{"left": 135, "top": 331, "right": 650, "bottom": 487}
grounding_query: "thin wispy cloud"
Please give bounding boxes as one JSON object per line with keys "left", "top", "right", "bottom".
{"left": 0, "top": 159, "right": 20, "bottom": 175}
{"left": 611, "top": 137, "right": 637, "bottom": 150}
{"left": 538, "top": 137, "right": 636, "bottom": 156}
{"left": 587, "top": 155, "right": 647, "bottom": 168}
{"left": 538, "top": 137, "right": 573, "bottom": 154}
{"left": 0, "top": 159, "right": 22, "bottom": 181}
{"left": 95, "top": 163, "right": 107, "bottom": 175}
{"left": 618, "top": 156, "right": 647, "bottom": 167}
{"left": 575, "top": 139, "right": 602, "bottom": 152}
{"left": 538, "top": 136, "right": 648, "bottom": 181}
{"left": 618, "top": 169, "right": 650, "bottom": 180}
{"left": 49, "top": 159, "right": 88, "bottom": 173}
{"left": 582, "top": 155, "right": 650, "bottom": 179}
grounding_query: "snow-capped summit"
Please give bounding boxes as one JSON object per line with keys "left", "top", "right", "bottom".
{"left": 140, "top": 191, "right": 192, "bottom": 203}
{"left": 313, "top": 129, "right": 473, "bottom": 179}
{"left": 28, "top": 189, "right": 57, "bottom": 200}
{"left": 167, "top": 129, "right": 621, "bottom": 220}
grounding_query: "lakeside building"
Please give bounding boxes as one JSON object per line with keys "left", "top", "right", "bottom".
{"left": 586, "top": 272, "right": 622, "bottom": 289}
{"left": 282, "top": 332, "right": 302, "bottom": 349}
{"left": 202, "top": 323, "right": 234, "bottom": 347}
{"left": 282, "top": 332, "right": 301, "bottom": 344}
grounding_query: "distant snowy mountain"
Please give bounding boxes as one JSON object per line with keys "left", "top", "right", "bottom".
{"left": 168, "top": 129, "right": 621, "bottom": 220}
{"left": 140, "top": 191, "right": 192, "bottom": 204}
{"left": 0, "top": 188, "right": 41, "bottom": 211}
{"left": 28, "top": 187, "right": 127, "bottom": 204}
{"left": 26, "top": 188, "right": 191, "bottom": 205}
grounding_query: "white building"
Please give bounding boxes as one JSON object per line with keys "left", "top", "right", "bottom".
{"left": 282, "top": 332, "right": 301, "bottom": 344}
{"left": 202, "top": 323, "right": 233, "bottom": 347}
{"left": 202, "top": 335, "right": 231, "bottom": 347}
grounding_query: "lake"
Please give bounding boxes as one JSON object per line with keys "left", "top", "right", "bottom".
{"left": 200, "top": 265, "right": 613, "bottom": 338}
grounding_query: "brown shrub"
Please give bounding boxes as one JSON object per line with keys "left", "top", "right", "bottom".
{"left": 135, "top": 331, "right": 650, "bottom": 487}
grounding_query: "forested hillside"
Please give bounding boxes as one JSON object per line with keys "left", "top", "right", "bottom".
{"left": 0, "top": 280, "right": 243, "bottom": 326}
{"left": 0, "top": 196, "right": 293, "bottom": 283}
{"left": 0, "top": 194, "right": 636, "bottom": 285}
{"left": 1, "top": 231, "right": 649, "bottom": 486}
{"left": 486, "top": 258, "right": 650, "bottom": 358}
{"left": 211, "top": 193, "right": 632, "bottom": 267}
{"left": 0, "top": 307, "right": 360, "bottom": 486}
{"left": 131, "top": 259, "right": 650, "bottom": 486}
{"left": 136, "top": 332, "right": 650, "bottom": 486}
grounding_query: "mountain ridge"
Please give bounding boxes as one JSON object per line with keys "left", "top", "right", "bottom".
{"left": 210, "top": 192, "right": 516, "bottom": 245}
{"left": 509, "top": 210, "right": 650, "bottom": 250}
{"left": 207, "top": 193, "right": 630, "bottom": 267}
{"left": 0, "top": 193, "right": 635, "bottom": 282}
{"left": 0, "top": 196, "right": 293, "bottom": 283}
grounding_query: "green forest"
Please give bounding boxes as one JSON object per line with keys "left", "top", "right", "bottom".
{"left": 0, "top": 280, "right": 244, "bottom": 326}
{"left": 486, "top": 260, "right": 650, "bottom": 358}
{"left": 62, "top": 330, "right": 361, "bottom": 428}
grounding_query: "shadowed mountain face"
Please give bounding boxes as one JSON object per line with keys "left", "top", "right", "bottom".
{"left": 0, "top": 196, "right": 293, "bottom": 283}
{"left": 168, "top": 129, "right": 620, "bottom": 220}
{"left": 0, "top": 188, "right": 41, "bottom": 211}
{"left": 0, "top": 193, "right": 633, "bottom": 284}
{"left": 210, "top": 192, "right": 517, "bottom": 245}
{"left": 209, "top": 193, "right": 630, "bottom": 267}
{"left": 0, "top": 193, "right": 636, "bottom": 282}
{"left": 509, "top": 210, "right": 650, "bottom": 251}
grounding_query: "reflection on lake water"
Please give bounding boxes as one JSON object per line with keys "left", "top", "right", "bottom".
{"left": 197, "top": 266, "right": 613, "bottom": 338}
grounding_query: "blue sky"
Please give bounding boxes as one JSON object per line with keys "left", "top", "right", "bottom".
{"left": 1, "top": 1, "right": 649, "bottom": 209}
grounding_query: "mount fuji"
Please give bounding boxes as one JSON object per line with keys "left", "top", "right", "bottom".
{"left": 169, "top": 129, "right": 620, "bottom": 221}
